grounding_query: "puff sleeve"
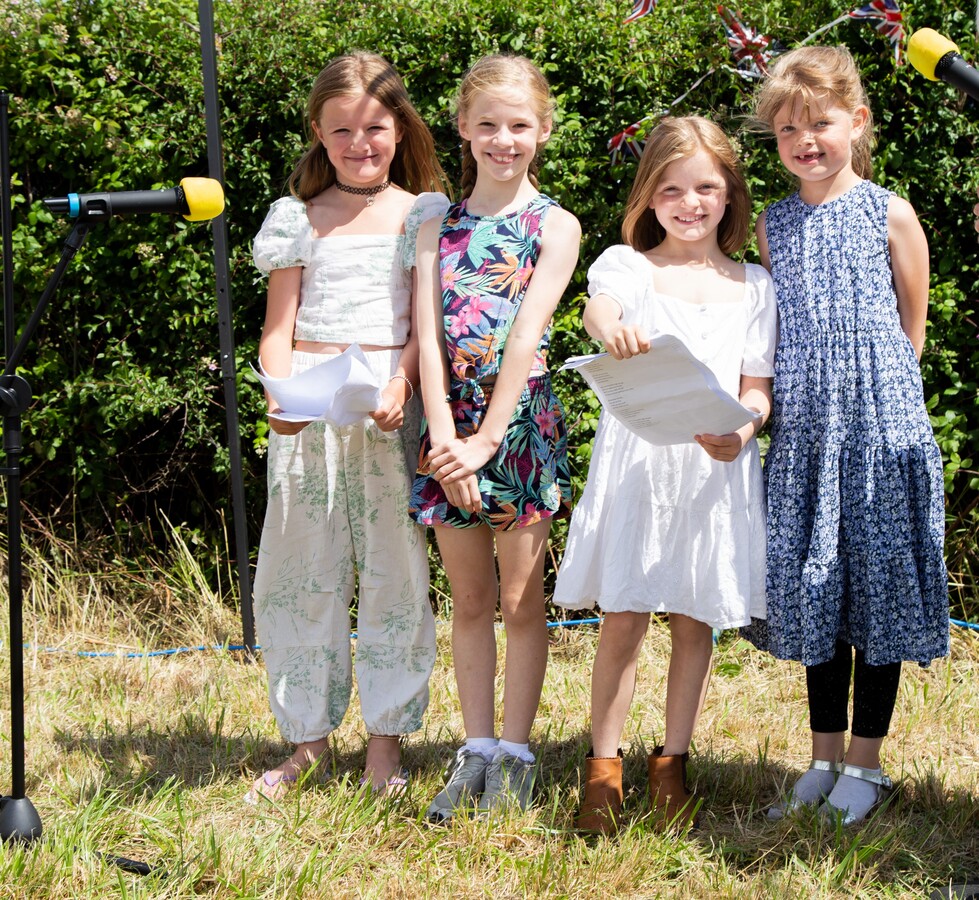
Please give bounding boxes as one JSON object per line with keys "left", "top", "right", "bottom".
{"left": 586, "top": 245, "right": 647, "bottom": 323}
{"left": 252, "top": 196, "right": 313, "bottom": 274}
{"left": 401, "top": 192, "right": 450, "bottom": 270}
{"left": 741, "top": 264, "right": 778, "bottom": 377}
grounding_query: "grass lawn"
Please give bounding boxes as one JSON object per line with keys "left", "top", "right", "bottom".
{"left": 0, "top": 538, "right": 976, "bottom": 898}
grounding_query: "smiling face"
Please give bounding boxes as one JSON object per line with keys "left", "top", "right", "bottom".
{"left": 648, "top": 149, "right": 730, "bottom": 247}
{"left": 457, "top": 90, "right": 551, "bottom": 186}
{"left": 773, "top": 96, "right": 868, "bottom": 196}
{"left": 311, "top": 90, "right": 402, "bottom": 188}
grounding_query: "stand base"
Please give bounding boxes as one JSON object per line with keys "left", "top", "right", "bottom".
{"left": 0, "top": 795, "right": 42, "bottom": 843}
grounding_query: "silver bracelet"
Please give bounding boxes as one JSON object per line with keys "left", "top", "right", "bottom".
{"left": 389, "top": 374, "right": 414, "bottom": 403}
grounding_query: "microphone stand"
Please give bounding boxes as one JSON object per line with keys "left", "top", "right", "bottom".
{"left": 0, "top": 91, "right": 96, "bottom": 842}
{"left": 0, "top": 99, "right": 156, "bottom": 878}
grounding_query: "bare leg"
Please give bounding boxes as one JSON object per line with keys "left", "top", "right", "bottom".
{"left": 662, "top": 614, "right": 713, "bottom": 756}
{"left": 494, "top": 519, "right": 552, "bottom": 745}
{"left": 363, "top": 734, "right": 402, "bottom": 789}
{"left": 589, "top": 611, "right": 649, "bottom": 758}
{"left": 435, "top": 524, "right": 499, "bottom": 740}
{"left": 812, "top": 731, "right": 847, "bottom": 764}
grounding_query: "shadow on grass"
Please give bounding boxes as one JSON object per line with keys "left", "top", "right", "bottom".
{"left": 47, "top": 722, "right": 978, "bottom": 891}
{"left": 49, "top": 723, "right": 376, "bottom": 798}
{"left": 532, "top": 740, "right": 979, "bottom": 891}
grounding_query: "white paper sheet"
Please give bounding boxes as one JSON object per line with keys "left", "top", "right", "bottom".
{"left": 253, "top": 344, "right": 382, "bottom": 426}
{"left": 560, "top": 335, "right": 760, "bottom": 446}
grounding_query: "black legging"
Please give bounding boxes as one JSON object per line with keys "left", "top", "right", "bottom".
{"left": 806, "top": 640, "right": 902, "bottom": 739}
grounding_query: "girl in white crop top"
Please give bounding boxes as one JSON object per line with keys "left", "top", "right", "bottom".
{"left": 246, "top": 53, "right": 450, "bottom": 804}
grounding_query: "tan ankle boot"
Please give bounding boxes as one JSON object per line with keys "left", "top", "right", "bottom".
{"left": 576, "top": 750, "right": 624, "bottom": 834}
{"left": 647, "top": 745, "right": 697, "bottom": 830}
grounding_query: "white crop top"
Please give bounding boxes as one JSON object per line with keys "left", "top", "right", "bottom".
{"left": 252, "top": 191, "right": 449, "bottom": 344}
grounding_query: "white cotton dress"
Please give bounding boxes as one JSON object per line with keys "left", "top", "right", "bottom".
{"left": 553, "top": 245, "right": 778, "bottom": 629}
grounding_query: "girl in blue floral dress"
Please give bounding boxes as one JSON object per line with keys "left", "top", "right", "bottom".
{"left": 410, "top": 55, "right": 580, "bottom": 819}
{"left": 747, "top": 46, "right": 949, "bottom": 825}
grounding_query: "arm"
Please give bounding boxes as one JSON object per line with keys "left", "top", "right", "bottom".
{"left": 369, "top": 268, "right": 421, "bottom": 432}
{"left": 583, "top": 292, "right": 650, "bottom": 359}
{"left": 695, "top": 374, "right": 772, "bottom": 462}
{"left": 413, "top": 217, "right": 481, "bottom": 510}
{"left": 431, "top": 207, "right": 582, "bottom": 485}
{"left": 258, "top": 266, "right": 305, "bottom": 436}
{"left": 414, "top": 216, "right": 455, "bottom": 444}
{"left": 888, "top": 195, "right": 930, "bottom": 359}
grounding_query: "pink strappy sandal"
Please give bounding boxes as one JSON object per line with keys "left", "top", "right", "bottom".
{"left": 244, "top": 769, "right": 300, "bottom": 805}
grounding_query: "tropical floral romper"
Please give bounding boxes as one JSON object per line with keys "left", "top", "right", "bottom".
{"left": 410, "top": 193, "right": 573, "bottom": 531}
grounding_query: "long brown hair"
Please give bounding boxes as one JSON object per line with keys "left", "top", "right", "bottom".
{"left": 750, "top": 45, "right": 874, "bottom": 181}
{"left": 621, "top": 116, "right": 751, "bottom": 256}
{"left": 455, "top": 55, "right": 556, "bottom": 200}
{"left": 288, "top": 52, "right": 450, "bottom": 201}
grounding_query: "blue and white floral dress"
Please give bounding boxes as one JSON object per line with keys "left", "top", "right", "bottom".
{"left": 746, "top": 180, "right": 949, "bottom": 667}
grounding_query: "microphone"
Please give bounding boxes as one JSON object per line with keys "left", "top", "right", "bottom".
{"left": 43, "top": 177, "right": 225, "bottom": 222}
{"left": 907, "top": 28, "right": 979, "bottom": 102}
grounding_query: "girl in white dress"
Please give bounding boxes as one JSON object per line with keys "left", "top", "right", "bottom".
{"left": 554, "top": 116, "right": 777, "bottom": 833}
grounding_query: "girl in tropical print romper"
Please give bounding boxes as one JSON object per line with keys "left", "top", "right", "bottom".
{"left": 410, "top": 55, "right": 581, "bottom": 820}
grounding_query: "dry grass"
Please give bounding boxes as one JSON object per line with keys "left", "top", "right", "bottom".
{"left": 0, "top": 529, "right": 976, "bottom": 898}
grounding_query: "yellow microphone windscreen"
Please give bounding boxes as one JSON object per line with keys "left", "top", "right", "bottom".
{"left": 180, "top": 177, "right": 225, "bottom": 222}
{"left": 907, "top": 28, "right": 960, "bottom": 80}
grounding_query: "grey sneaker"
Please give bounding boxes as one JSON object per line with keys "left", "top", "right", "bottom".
{"left": 425, "top": 749, "right": 489, "bottom": 823}
{"left": 476, "top": 752, "right": 536, "bottom": 816}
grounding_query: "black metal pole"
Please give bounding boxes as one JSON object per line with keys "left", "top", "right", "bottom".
{"left": 0, "top": 86, "right": 41, "bottom": 843}
{"left": 2, "top": 92, "right": 13, "bottom": 360}
{"left": 197, "top": 0, "right": 256, "bottom": 654}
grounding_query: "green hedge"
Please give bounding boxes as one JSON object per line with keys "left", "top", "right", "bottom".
{"left": 1, "top": 0, "right": 976, "bottom": 609}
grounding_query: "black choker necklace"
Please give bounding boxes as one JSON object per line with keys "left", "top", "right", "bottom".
{"left": 335, "top": 179, "right": 390, "bottom": 206}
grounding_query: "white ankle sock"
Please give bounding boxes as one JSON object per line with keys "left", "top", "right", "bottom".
{"left": 463, "top": 738, "right": 499, "bottom": 761}
{"left": 789, "top": 764, "right": 838, "bottom": 806}
{"left": 824, "top": 766, "right": 881, "bottom": 820}
{"left": 496, "top": 740, "right": 534, "bottom": 763}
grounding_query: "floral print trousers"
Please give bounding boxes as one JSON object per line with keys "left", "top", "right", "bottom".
{"left": 254, "top": 350, "right": 436, "bottom": 744}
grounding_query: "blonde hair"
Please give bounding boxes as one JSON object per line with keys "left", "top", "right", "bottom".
{"left": 455, "top": 55, "right": 556, "bottom": 199}
{"left": 750, "top": 45, "right": 874, "bottom": 180}
{"left": 288, "top": 52, "right": 450, "bottom": 201}
{"left": 621, "top": 116, "right": 751, "bottom": 256}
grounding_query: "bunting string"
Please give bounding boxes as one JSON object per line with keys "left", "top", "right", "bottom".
{"left": 610, "top": 0, "right": 906, "bottom": 160}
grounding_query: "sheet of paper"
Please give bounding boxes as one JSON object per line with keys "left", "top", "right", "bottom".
{"left": 560, "top": 335, "right": 760, "bottom": 446}
{"left": 253, "top": 344, "right": 382, "bottom": 426}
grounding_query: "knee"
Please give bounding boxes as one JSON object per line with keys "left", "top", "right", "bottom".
{"left": 600, "top": 612, "right": 648, "bottom": 649}
{"left": 451, "top": 588, "right": 496, "bottom": 626}
{"left": 669, "top": 614, "right": 713, "bottom": 648}
{"left": 499, "top": 593, "right": 545, "bottom": 631}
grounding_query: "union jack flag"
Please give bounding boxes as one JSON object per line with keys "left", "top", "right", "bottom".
{"left": 717, "top": 6, "right": 782, "bottom": 79}
{"left": 849, "top": 0, "right": 905, "bottom": 63}
{"left": 608, "top": 120, "right": 649, "bottom": 163}
{"left": 624, "top": 0, "right": 657, "bottom": 23}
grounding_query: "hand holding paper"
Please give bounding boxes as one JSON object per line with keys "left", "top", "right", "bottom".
{"left": 253, "top": 344, "right": 383, "bottom": 427}
{"left": 560, "top": 334, "right": 760, "bottom": 446}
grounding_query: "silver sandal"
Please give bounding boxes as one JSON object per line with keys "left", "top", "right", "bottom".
{"left": 820, "top": 763, "right": 893, "bottom": 826}
{"left": 766, "top": 758, "right": 841, "bottom": 820}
